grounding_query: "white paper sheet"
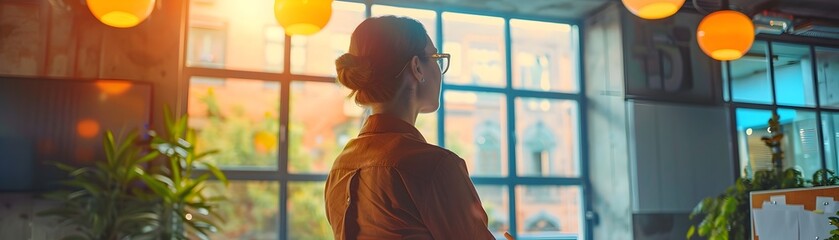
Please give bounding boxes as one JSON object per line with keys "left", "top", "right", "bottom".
{"left": 825, "top": 201, "right": 839, "bottom": 215}
{"left": 799, "top": 210, "right": 834, "bottom": 240}
{"left": 770, "top": 195, "right": 787, "bottom": 205}
{"left": 753, "top": 209, "right": 798, "bottom": 240}
{"left": 815, "top": 197, "right": 834, "bottom": 213}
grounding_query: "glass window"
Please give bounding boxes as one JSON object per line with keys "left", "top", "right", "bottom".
{"left": 444, "top": 91, "right": 508, "bottom": 176}
{"left": 289, "top": 81, "right": 363, "bottom": 173}
{"left": 188, "top": 77, "right": 280, "bottom": 169}
{"left": 290, "top": 2, "right": 365, "bottom": 76}
{"left": 187, "top": 0, "right": 284, "bottom": 72}
{"left": 185, "top": 3, "right": 586, "bottom": 239}
{"left": 442, "top": 12, "right": 506, "bottom": 87}
{"left": 475, "top": 185, "right": 510, "bottom": 237}
{"left": 816, "top": 47, "right": 839, "bottom": 109}
{"left": 416, "top": 113, "right": 438, "bottom": 145}
{"left": 772, "top": 43, "right": 816, "bottom": 107}
{"left": 734, "top": 108, "right": 823, "bottom": 177}
{"left": 823, "top": 111, "right": 839, "bottom": 171}
{"left": 287, "top": 182, "right": 331, "bottom": 239}
{"left": 205, "top": 181, "right": 280, "bottom": 240}
{"left": 735, "top": 108, "right": 773, "bottom": 177}
{"left": 777, "top": 108, "right": 822, "bottom": 177}
{"left": 516, "top": 98, "right": 579, "bottom": 177}
{"left": 371, "top": 5, "right": 437, "bottom": 47}
{"left": 511, "top": 19, "right": 578, "bottom": 93}
{"left": 730, "top": 41, "right": 773, "bottom": 104}
{"left": 516, "top": 186, "right": 581, "bottom": 239}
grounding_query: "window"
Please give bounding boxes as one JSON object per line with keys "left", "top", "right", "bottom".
{"left": 185, "top": 1, "right": 587, "bottom": 239}
{"left": 726, "top": 41, "right": 839, "bottom": 178}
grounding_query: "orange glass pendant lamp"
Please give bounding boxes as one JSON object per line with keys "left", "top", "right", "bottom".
{"left": 86, "top": 0, "right": 156, "bottom": 28}
{"left": 697, "top": 10, "right": 755, "bottom": 61}
{"left": 275, "top": 0, "right": 334, "bottom": 36}
{"left": 622, "top": 0, "right": 685, "bottom": 19}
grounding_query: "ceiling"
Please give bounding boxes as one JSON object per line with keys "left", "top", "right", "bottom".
{"left": 372, "top": 0, "right": 613, "bottom": 20}
{"left": 693, "top": 0, "right": 839, "bottom": 22}
{"left": 374, "top": 0, "right": 839, "bottom": 23}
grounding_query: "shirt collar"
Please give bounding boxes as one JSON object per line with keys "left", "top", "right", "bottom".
{"left": 359, "top": 114, "right": 427, "bottom": 143}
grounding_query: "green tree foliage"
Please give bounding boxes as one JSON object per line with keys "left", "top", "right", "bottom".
{"left": 194, "top": 87, "right": 335, "bottom": 239}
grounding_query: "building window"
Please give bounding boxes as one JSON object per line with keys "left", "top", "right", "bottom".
{"left": 524, "top": 211, "right": 562, "bottom": 232}
{"left": 475, "top": 120, "right": 502, "bottom": 176}
{"left": 184, "top": 1, "right": 586, "bottom": 239}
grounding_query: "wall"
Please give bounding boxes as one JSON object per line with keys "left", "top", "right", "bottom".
{"left": 584, "top": 3, "right": 735, "bottom": 239}
{"left": 583, "top": 3, "right": 633, "bottom": 239}
{"left": 0, "top": 0, "right": 184, "bottom": 238}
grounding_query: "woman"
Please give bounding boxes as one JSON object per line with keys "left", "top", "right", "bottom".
{"left": 324, "top": 16, "right": 502, "bottom": 240}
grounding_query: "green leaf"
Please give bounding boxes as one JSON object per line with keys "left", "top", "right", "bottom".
{"left": 51, "top": 162, "right": 78, "bottom": 172}
{"left": 138, "top": 172, "right": 170, "bottom": 198}
{"left": 713, "top": 215, "right": 727, "bottom": 229}
{"left": 136, "top": 151, "right": 160, "bottom": 164}
{"left": 686, "top": 225, "right": 696, "bottom": 239}
{"left": 104, "top": 131, "right": 116, "bottom": 167}
{"left": 721, "top": 197, "right": 737, "bottom": 216}
{"left": 200, "top": 162, "right": 228, "bottom": 185}
{"left": 698, "top": 216, "right": 712, "bottom": 236}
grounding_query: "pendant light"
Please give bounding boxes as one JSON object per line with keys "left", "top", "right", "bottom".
{"left": 696, "top": 0, "right": 755, "bottom": 60}
{"left": 622, "top": 0, "right": 686, "bottom": 19}
{"left": 274, "top": 0, "right": 334, "bottom": 36}
{"left": 86, "top": 0, "right": 156, "bottom": 28}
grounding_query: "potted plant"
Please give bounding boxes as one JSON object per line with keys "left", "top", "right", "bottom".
{"left": 41, "top": 107, "right": 228, "bottom": 240}
{"left": 39, "top": 131, "right": 160, "bottom": 240}
{"left": 137, "top": 108, "right": 228, "bottom": 239}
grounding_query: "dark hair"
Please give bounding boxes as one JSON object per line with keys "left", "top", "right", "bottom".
{"left": 335, "top": 16, "right": 429, "bottom": 105}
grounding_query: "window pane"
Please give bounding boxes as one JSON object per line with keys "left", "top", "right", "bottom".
{"left": 475, "top": 185, "right": 510, "bottom": 238}
{"left": 816, "top": 47, "right": 839, "bottom": 109}
{"left": 516, "top": 98, "right": 579, "bottom": 177}
{"left": 731, "top": 41, "right": 772, "bottom": 104}
{"left": 289, "top": 81, "right": 363, "bottom": 173}
{"left": 823, "top": 112, "right": 839, "bottom": 171}
{"left": 777, "top": 108, "right": 822, "bottom": 177}
{"left": 416, "top": 112, "right": 438, "bottom": 145}
{"left": 188, "top": 77, "right": 279, "bottom": 169}
{"left": 371, "top": 5, "right": 437, "bottom": 47}
{"left": 516, "top": 186, "right": 581, "bottom": 239}
{"left": 288, "top": 182, "right": 331, "bottom": 239}
{"left": 735, "top": 108, "right": 823, "bottom": 177}
{"left": 444, "top": 91, "right": 507, "bottom": 176}
{"left": 205, "top": 181, "right": 280, "bottom": 240}
{"left": 735, "top": 108, "right": 773, "bottom": 177}
{"left": 290, "top": 2, "right": 365, "bottom": 76}
{"left": 511, "top": 19, "right": 577, "bottom": 93}
{"left": 772, "top": 43, "right": 816, "bottom": 107}
{"left": 187, "top": 0, "right": 284, "bottom": 72}
{"left": 442, "top": 12, "right": 506, "bottom": 87}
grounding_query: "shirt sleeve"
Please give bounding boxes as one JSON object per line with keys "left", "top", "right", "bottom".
{"left": 417, "top": 153, "right": 495, "bottom": 240}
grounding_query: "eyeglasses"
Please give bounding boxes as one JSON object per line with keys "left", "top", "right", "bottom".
{"left": 394, "top": 53, "right": 452, "bottom": 78}
{"left": 432, "top": 53, "right": 451, "bottom": 75}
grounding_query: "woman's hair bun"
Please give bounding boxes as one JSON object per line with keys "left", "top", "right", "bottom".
{"left": 335, "top": 53, "right": 373, "bottom": 91}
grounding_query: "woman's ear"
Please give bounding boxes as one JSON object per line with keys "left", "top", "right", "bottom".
{"left": 410, "top": 56, "right": 423, "bottom": 83}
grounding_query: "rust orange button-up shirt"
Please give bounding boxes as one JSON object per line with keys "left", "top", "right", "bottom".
{"left": 325, "top": 114, "right": 495, "bottom": 240}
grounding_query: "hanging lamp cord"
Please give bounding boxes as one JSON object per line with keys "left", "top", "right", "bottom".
{"left": 693, "top": 0, "right": 731, "bottom": 14}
